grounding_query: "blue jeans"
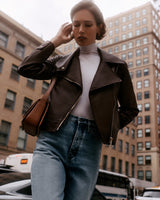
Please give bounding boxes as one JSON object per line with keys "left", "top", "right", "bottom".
{"left": 31, "top": 115, "right": 102, "bottom": 200}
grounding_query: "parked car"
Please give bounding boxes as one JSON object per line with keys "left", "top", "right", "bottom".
{"left": 0, "top": 172, "right": 105, "bottom": 200}
{"left": 136, "top": 186, "right": 160, "bottom": 200}
{"left": 0, "top": 164, "right": 16, "bottom": 174}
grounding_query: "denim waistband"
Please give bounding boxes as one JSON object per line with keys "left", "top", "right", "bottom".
{"left": 67, "top": 114, "right": 96, "bottom": 128}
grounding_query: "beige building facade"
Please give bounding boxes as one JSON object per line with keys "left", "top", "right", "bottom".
{"left": 0, "top": 11, "right": 59, "bottom": 160}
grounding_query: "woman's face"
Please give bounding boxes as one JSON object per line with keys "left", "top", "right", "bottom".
{"left": 72, "top": 9, "right": 99, "bottom": 46}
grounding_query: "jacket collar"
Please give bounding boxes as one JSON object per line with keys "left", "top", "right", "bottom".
{"left": 56, "top": 47, "right": 123, "bottom": 90}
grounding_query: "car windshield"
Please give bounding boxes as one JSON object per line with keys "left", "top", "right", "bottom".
{"left": 143, "top": 190, "right": 160, "bottom": 198}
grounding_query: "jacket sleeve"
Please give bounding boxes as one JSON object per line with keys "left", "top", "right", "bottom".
{"left": 117, "top": 62, "right": 139, "bottom": 128}
{"left": 17, "top": 41, "right": 62, "bottom": 80}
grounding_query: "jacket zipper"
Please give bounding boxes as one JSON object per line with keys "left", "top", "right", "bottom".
{"left": 56, "top": 95, "right": 81, "bottom": 131}
{"left": 56, "top": 77, "right": 82, "bottom": 131}
{"left": 110, "top": 96, "right": 117, "bottom": 146}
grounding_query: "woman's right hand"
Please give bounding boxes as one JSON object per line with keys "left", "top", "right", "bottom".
{"left": 51, "top": 23, "right": 74, "bottom": 48}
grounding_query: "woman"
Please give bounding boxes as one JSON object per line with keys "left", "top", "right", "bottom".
{"left": 18, "top": 1, "right": 139, "bottom": 200}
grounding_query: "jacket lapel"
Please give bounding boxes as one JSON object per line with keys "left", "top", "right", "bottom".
{"left": 55, "top": 47, "right": 124, "bottom": 90}
{"left": 90, "top": 48, "right": 123, "bottom": 91}
{"left": 56, "top": 48, "right": 82, "bottom": 87}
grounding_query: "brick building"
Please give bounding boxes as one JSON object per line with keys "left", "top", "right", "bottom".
{"left": 0, "top": 11, "right": 59, "bottom": 160}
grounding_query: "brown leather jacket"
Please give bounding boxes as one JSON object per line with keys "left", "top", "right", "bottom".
{"left": 18, "top": 41, "right": 139, "bottom": 144}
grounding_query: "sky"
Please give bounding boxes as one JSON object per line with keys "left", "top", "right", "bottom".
{"left": 1, "top": 0, "right": 150, "bottom": 41}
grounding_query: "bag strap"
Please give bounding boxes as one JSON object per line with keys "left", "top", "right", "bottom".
{"left": 41, "top": 78, "right": 57, "bottom": 102}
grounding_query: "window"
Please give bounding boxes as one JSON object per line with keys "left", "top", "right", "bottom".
{"left": 109, "top": 30, "right": 113, "bottom": 36}
{"left": 118, "top": 159, "right": 122, "bottom": 174}
{"left": 102, "top": 155, "right": 107, "bottom": 170}
{"left": 122, "top": 44, "right": 126, "bottom": 51}
{"left": 145, "top": 155, "right": 151, "bottom": 165}
{"left": 142, "top": 18, "right": 147, "bottom": 24}
{"left": 0, "top": 31, "right": 8, "bottom": 48}
{"left": 27, "top": 78, "right": 35, "bottom": 89}
{"left": 136, "top": 60, "right": 141, "bottom": 67}
{"left": 131, "top": 145, "right": 135, "bottom": 156}
{"left": 137, "top": 156, "right": 143, "bottom": 165}
{"left": 145, "top": 171, "right": 152, "bottom": 181}
{"left": 128, "top": 42, "right": 133, "bottom": 49}
{"left": 136, "top": 29, "right": 140, "bottom": 35}
{"left": 144, "top": 68, "right": 149, "bottom": 76}
{"left": 144, "top": 80, "right": 149, "bottom": 87}
{"left": 0, "top": 57, "right": 4, "bottom": 73}
{"left": 10, "top": 64, "right": 19, "bottom": 81}
{"left": 136, "top": 11, "right": 140, "bottom": 18}
{"left": 136, "top": 70, "right": 142, "bottom": 78}
{"left": 109, "top": 21, "right": 113, "bottom": 28}
{"left": 143, "top": 47, "right": 148, "bottom": 55}
{"left": 128, "top": 32, "right": 132, "bottom": 39}
{"left": 108, "top": 48, "right": 112, "bottom": 54}
{"left": 125, "top": 127, "right": 129, "bottom": 135}
{"left": 137, "top": 142, "right": 143, "bottom": 151}
{"left": 131, "top": 129, "right": 135, "bottom": 138}
{"left": 121, "top": 54, "right": 126, "bottom": 60}
{"left": 125, "top": 142, "right": 129, "bottom": 154}
{"left": 128, "top": 62, "right": 133, "bottom": 68}
{"left": 109, "top": 39, "right": 113, "bottom": 44}
{"left": 136, "top": 39, "right": 141, "bottom": 46}
{"left": 137, "top": 129, "right": 143, "bottom": 137}
{"left": 137, "top": 116, "right": 142, "bottom": 125}
{"left": 122, "top": 25, "right": 126, "bottom": 31}
{"left": 128, "top": 52, "right": 133, "bottom": 59}
{"left": 142, "top": 9, "right": 147, "bottom": 15}
{"left": 4, "top": 90, "right": 16, "bottom": 110}
{"left": 114, "top": 46, "right": 119, "bottom": 53}
{"left": 137, "top": 81, "right": 142, "bottom": 89}
{"left": 145, "top": 115, "right": 150, "bottom": 124}
{"left": 137, "top": 92, "right": 142, "bottom": 100}
{"left": 142, "top": 27, "right": 147, "bottom": 33}
{"left": 145, "top": 128, "right": 150, "bottom": 137}
{"left": 136, "top": 49, "right": 141, "bottom": 56}
{"left": 42, "top": 81, "right": 49, "bottom": 94}
{"left": 118, "top": 139, "right": 123, "bottom": 152}
{"left": 15, "top": 41, "right": 25, "bottom": 58}
{"left": 145, "top": 103, "right": 150, "bottom": 111}
{"left": 132, "top": 164, "right": 135, "bottom": 177}
{"left": 143, "top": 37, "right": 148, "bottom": 44}
{"left": 136, "top": 20, "right": 140, "bottom": 26}
{"left": 145, "top": 142, "right": 151, "bottom": 150}
{"left": 111, "top": 157, "right": 115, "bottom": 172}
{"left": 115, "top": 20, "right": 119, "bottom": 26}
{"left": 17, "top": 127, "right": 27, "bottom": 149}
{"left": 138, "top": 170, "right": 144, "bottom": 180}
{"left": 144, "top": 91, "right": 150, "bottom": 99}
{"left": 114, "top": 36, "right": 119, "bottom": 43}
{"left": 128, "top": 14, "right": 132, "bottom": 20}
{"left": 122, "top": 16, "right": 126, "bottom": 22}
{"left": 0, "top": 120, "right": 11, "bottom": 146}
{"left": 102, "top": 40, "right": 106, "bottom": 47}
{"left": 115, "top": 28, "right": 119, "bottom": 34}
{"left": 130, "top": 72, "right": 133, "bottom": 79}
{"left": 122, "top": 34, "right": 126, "bottom": 40}
{"left": 125, "top": 161, "right": 129, "bottom": 176}
{"left": 22, "top": 97, "right": 33, "bottom": 114}
{"left": 138, "top": 104, "right": 142, "bottom": 112}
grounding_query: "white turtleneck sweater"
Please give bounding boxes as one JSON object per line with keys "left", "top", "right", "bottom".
{"left": 71, "top": 43, "right": 100, "bottom": 120}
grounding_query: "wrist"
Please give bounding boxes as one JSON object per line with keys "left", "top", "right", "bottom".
{"left": 50, "top": 37, "right": 62, "bottom": 48}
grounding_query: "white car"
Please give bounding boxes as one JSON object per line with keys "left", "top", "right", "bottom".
{"left": 136, "top": 186, "right": 160, "bottom": 200}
